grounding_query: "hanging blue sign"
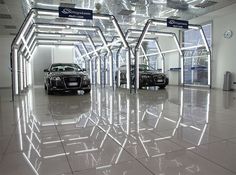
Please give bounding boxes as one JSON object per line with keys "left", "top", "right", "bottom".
{"left": 167, "top": 18, "right": 189, "bottom": 29}
{"left": 59, "top": 7, "right": 93, "bottom": 20}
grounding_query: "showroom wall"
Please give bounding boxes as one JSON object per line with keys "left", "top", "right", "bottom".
{"left": 0, "top": 35, "right": 14, "bottom": 88}
{"left": 158, "top": 29, "right": 180, "bottom": 86}
{"left": 32, "top": 46, "right": 75, "bottom": 86}
{"left": 33, "top": 46, "right": 52, "bottom": 86}
{"left": 52, "top": 46, "right": 74, "bottom": 63}
{"left": 190, "top": 3, "right": 236, "bottom": 89}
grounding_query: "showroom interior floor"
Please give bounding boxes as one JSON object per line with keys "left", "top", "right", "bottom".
{"left": 0, "top": 86, "right": 236, "bottom": 175}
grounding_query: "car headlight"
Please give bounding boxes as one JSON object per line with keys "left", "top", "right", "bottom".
{"left": 51, "top": 77, "right": 61, "bottom": 81}
{"left": 141, "top": 75, "right": 148, "bottom": 79}
{"left": 83, "top": 75, "right": 89, "bottom": 81}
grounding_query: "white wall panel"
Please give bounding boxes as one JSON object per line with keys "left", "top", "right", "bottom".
{"left": 190, "top": 3, "right": 236, "bottom": 89}
{"left": 158, "top": 31, "right": 180, "bottom": 86}
{"left": 32, "top": 46, "right": 52, "bottom": 85}
{"left": 0, "top": 35, "right": 14, "bottom": 88}
{"left": 52, "top": 46, "right": 74, "bottom": 63}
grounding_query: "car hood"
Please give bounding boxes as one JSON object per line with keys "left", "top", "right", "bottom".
{"left": 140, "top": 70, "right": 165, "bottom": 76}
{"left": 49, "top": 71, "right": 86, "bottom": 77}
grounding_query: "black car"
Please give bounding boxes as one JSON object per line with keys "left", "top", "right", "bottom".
{"left": 44, "top": 63, "right": 91, "bottom": 94}
{"left": 117, "top": 64, "right": 169, "bottom": 89}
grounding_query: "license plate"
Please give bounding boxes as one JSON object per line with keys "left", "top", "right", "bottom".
{"left": 157, "top": 79, "right": 163, "bottom": 82}
{"left": 68, "top": 82, "right": 78, "bottom": 86}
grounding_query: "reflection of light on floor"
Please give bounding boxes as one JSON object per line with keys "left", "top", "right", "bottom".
{"left": 43, "top": 140, "right": 64, "bottom": 145}
{"left": 16, "top": 87, "right": 213, "bottom": 175}
{"left": 17, "top": 107, "right": 23, "bottom": 151}
{"left": 26, "top": 135, "right": 41, "bottom": 157}
{"left": 74, "top": 148, "right": 98, "bottom": 154}
{"left": 43, "top": 152, "right": 70, "bottom": 159}
{"left": 23, "top": 153, "right": 39, "bottom": 175}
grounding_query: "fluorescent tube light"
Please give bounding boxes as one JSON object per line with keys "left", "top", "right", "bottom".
{"left": 71, "top": 26, "right": 96, "bottom": 31}
{"left": 38, "top": 33, "right": 61, "bottom": 37}
{"left": 37, "top": 24, "right": 66, "bottom": 29}
{"left": 37, "top": 2, "right": 59, "bottom": 7}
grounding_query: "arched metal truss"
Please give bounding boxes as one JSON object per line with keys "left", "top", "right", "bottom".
{"left": 134, "top": 19, "right": 211, "bottom": 92}
{"left": 11, "top": 8, "right": 131, "bottom": 100}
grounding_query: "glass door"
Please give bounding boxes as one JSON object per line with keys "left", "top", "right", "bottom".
{"left": 183, "top": 23, "right": 212, "bottom": 86}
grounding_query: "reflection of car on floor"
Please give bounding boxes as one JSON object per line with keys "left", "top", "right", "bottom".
{"left": 48, "top": 95, "right": 91, "bottom": 120}
{"left": 44, "top": 63, "right": 91, "bottom": 95}
{"left": 116, "top": 64, "right": 169, "bottom": 89}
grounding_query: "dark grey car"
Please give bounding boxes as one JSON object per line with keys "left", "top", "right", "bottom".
{"left": 117, "top": 64, "right": 169, "bottom": 89}
{"left": 44, "top": 63, "right": 91, "bottom": 95}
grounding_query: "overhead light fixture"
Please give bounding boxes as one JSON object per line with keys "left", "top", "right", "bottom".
{"left": 71, "top": 26, "right": 96, "bottom": 31}
{"left": 38, "top": 44, "right": 56, "bottom": 48}
{"left": 58, "top": 45, "right": 74, "bottom": 48}
{"left": 60, "top": 40, "right": 77, "bottom": 44}
{"left": 37, "top": 11, "right": 58, "bottom": 16}
{"left": 152, "top": 20, "right": 167, "bottom": 26}
{"left": 65, "top": 34, "right": 86, "bottom": 38}
{"left": 200, "top": 29, "right": 210, "bottom": 52}
{"left": 93, "top": 14, "right": 111, "bottom": 20}
{"left": 21, "top": 27, "right": 35, "bottom": 52}
{"left": 112, "top": 19, "right": 128, "bottom": 48}
{"left": 155, "top": 33, "right": 173, "bottom": 37}
{"left": 130, "top": 31, "right": 151, "bottom": 35}
{"left": 28, "top": 35, "right": 36, "bottom": 48}
{"left": 37, "top": 2, "right": 59, "bottom": 7}
{"left": 16, "top": 12, "right": 35, "bottom": 45}
{"left": 189, "top": 25, "right": 200, "bottom": 29}
{"left": 38, "top": 40, "right": 58, "bottom": 43}
{"left": 173, "top": 36, "right": 182, "bottom": 56}
{"left": 37, "top": 24, "right": 66, "bottom": 29}
{"left": 37, "top": 33, "right": 61, "bottom": 37}
{"left": 13, "top": 48, "right": 18, "bottom": 94}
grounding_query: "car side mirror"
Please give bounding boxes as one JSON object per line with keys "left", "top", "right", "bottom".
{"left": 44, "top": 68, "right": 49, "bottom": 72}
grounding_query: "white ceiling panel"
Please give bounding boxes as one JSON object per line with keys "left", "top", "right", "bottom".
{"left": 1, "top": 0, "right": 236, "bottom": 36}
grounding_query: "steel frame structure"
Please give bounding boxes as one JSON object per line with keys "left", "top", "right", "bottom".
{"left": 116, "top": 29, "right": 182, "bottom": 90}
{"left": 11, "top": 8, "right": 130, "bottom": 100}
{"left": 134, "top": 19, "right": 211, "bottom": 92}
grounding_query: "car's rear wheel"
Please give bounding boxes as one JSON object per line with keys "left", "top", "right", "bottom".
{"left": 46, "top": 87, "right": 53, "bottom": 95}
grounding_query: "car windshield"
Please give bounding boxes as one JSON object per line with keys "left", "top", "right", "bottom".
{"left": 50, "top": 64, "right": 81, "bottom": 72}
{"left": 128, "top": 65, "right": 155, "bottom": 71}
{"left": 139, "top": 64, "right": 155, "bottom": 71}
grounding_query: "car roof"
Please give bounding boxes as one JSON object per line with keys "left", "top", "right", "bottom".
{"left": 51, "top": 63, "right": 78, "bottom": 66}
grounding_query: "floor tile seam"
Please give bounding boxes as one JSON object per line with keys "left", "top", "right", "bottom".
{"left": 54, "top": 119, "right": 74, "bottom": 175}
{"left": 88, "top": 125, "right": 156, "bottom": 175}
{"left": 189, "top": 149, "right": 236, "bottom": 174}
{"left": 119, "top": 129, "right": 236, "bottom": 174}
{"left": 149, "top": 125, "right": 235, "bottom": 144}
{"left": 157, "top": 134, "right": 227, "bottom": 149}
{"left": 106, "top": 135, "right": 156, "bottom": 174}
{"left": 1, "top": 125, "right": 17, "bottom": 157}
{"left": 70, "top": 158, "right": 149, "bottom": 174}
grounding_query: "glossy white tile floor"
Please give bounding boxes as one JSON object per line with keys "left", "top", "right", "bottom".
{"left": 0, "top": 86, "right": 236, "bottom": 175}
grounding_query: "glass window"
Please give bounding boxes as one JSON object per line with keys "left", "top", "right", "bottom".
{"left": 183, "top": 22, "right": 212, "bottom": 86}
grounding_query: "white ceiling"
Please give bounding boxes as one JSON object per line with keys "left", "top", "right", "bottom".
{"left": 1, "top": 0, "right": 236, "bottom": 35}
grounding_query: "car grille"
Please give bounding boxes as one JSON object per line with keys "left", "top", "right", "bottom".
{"left": 153, "top": 75, "right": 164, "bottom": 83}
{"left": 64, "top": 77, "right": 81, "bottom": 88}
{"left": 120, "top": 73, "right": 126, "bottom": 79}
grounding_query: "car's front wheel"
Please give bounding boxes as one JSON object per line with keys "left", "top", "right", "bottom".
{"left": 158, "top": 85, "right": 166, "bottom": 89}
{"left": 46, "top": 86, "right": 53, "bottom": 95}
{"left": 84, "top": 89, "right": 91, "bottom": 93}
